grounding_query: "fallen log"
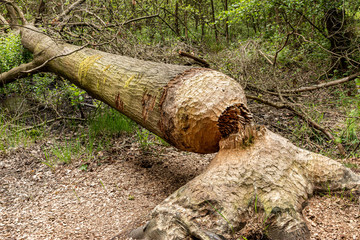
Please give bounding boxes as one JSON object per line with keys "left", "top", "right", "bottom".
{"left": 18, "top": 24, "right": 247, "bottom": 154}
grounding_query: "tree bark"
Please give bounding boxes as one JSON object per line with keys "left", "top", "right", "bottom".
{"left": 18, "top": 25, "right": 247, "bottom": 154}
{"left": 129, "top": 128, "right": 360, "bottom": 240}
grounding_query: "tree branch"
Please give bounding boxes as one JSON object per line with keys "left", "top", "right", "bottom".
{"left": 258, "top": 50, "right": 274, "bottom": 65}
{"left": 273, "top": 32, "right": 293, "bottom": 67}
{"left": 0, "top": 61, "right": 42, "bottom": 87}
{"left": 23, "top": 44, "right": 88, "bottom": 74}
{"left": 246, "top": 94, "right": 346, "bottom": 155}
{"left": 0, "top": 0, "right": 27, "bottom": 25}
{"left": 295, "top": 10, "right": 328, "bottom": 39}
{"left": 54, "top": 0, "right": 86, "bottom": 22}
{"left": 280, "top": 72, "right": 360, "bottom": 93}
{"left": 0, "top": 13, "right": 7, "bottom": 25}
{"left": 178, "top": 51, "right": 210, "bottom": 68}
{"left": 0, "top": 43, "right": 87, "bottom": 86}
{"left": 95, "top": 14, "right": 160, "bottom": 46}
{"left": 54, "top": 22, "right": 102, "bottom": 31}
{"left": 16, "top": 117, "right": 85, "bottom": 133}
{"left": 122, "top": 14, "right": 159, "bottom": 26}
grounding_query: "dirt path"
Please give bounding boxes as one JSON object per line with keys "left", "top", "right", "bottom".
{"left": 0, "top": 140, "right": 359, "bottom": 240}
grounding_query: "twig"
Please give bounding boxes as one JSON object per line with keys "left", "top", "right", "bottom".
{"left": 178, "top": 51, "right": 210, "bottom": 68}
{"left": 246, "top": 94, "right": 346, "bottom": 155}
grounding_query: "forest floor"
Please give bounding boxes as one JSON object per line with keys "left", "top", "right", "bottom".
{"left": 0, "top": 131, "right": 359, "bottom": 240}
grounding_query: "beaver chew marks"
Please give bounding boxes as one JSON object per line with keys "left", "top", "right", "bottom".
{"left": 217, "top": 103, "right": 253, "bottom": 138}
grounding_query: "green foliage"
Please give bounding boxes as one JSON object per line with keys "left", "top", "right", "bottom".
{"left": 50, "top": 140, "right": 82, "bottom": 164}
{"left": 65, "top": 83, "right": 86, "bottom": 106}
{"left": 331, "top": 82, "right": 360, "bottom": 155}
{"left": 136, "top": 128, "right": 153, "bottom": 150}
{"left": 89, "top": 105, "right": 136, "bottom": 136}
{"left": 0, "top": 32, "right": 33, "bottom": 94}
{"left": 0, "top": 33, "right": 30, "bottom": 72}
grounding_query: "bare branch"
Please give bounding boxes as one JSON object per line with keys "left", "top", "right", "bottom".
{"left": 281, "top": 72, "right": 360, "bottom": 93}
{"left": 258, "top": 50, "right": 274, "bottom": 65}
{"left": 246, "top": 94, "right": 346, "bottom": 155}
{"left": 54, "top": 22, "right": 102, "bottom": 31}
{"left": 0, "top": 0, "right": 27, "bottom": 25}
{"left": 0, "top": 13, "right": 7, "bottom": 25}
{"left": 122, "top": 14, "right": 160, "bottom": 26}
{"left": 16, "top": 117, "right": 85, "bottom": 133}
{"left": 178, "top": 51, "right": 210, "bottom": 68}
{"left": 0, "top": 61, "right": 41, "bottom": 87}
{"left": 55, "top": 0, "right": 86, "bottom": 22}
{"left": 273, "top": 32, "right": 293, "bottom": 67}
{"left": 294, "top": 9, "right": 328, "bottom": 39}
{"left": 84, "top": 9, "right": 107, "bottom": 26}
{"left": 95, "top": 14, "right": 160, "bottom": 47}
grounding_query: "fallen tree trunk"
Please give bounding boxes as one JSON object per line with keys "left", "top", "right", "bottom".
{"left": 2, "top": 7, "right": 360, "bottom": 240}
{"left": 17, "top": 25, "right": 247, "bottom": 154}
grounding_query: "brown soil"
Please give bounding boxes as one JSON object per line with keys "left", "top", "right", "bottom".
{"left": 0, "top": 137, "right": 359, "bottom": 240}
